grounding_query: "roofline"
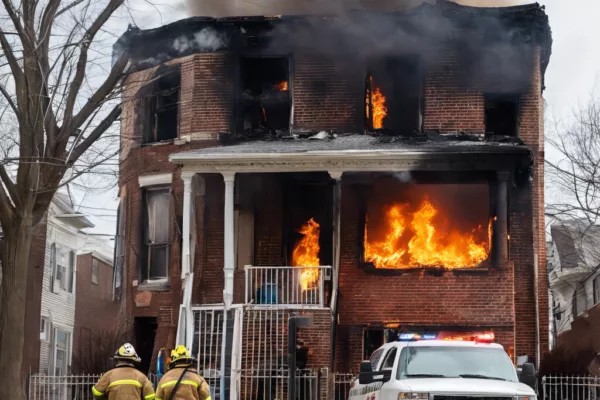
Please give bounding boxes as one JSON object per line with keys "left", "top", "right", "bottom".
{"left": 54, "top": 214, "right": 95, "bottom": 229}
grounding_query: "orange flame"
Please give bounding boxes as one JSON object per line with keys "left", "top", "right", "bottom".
{"left": 370, "top": 78, "right": 387, "bottom": 129}
{"left": 364, "top": 199, "right": 491, "bottom": 269}
{"left": 292, "top": 218, "right": 321, "bottom": 290}
{"left": 274, "top": 81, "right": 288, "bottom": 91}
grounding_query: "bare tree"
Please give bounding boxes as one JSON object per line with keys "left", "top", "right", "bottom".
{"left": 0, "top": 0, "right": 133, "bottom": 397}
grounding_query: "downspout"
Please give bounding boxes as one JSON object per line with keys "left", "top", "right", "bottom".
{"left": 533, "top": 237, "right": 541, "bottom": 368}
{"left": 329, "top": 173, "right": 342, "bottom": 371}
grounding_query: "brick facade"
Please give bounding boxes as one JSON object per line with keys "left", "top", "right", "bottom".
{"left": 119, "top": 32, "right": 547, "bottom": 375}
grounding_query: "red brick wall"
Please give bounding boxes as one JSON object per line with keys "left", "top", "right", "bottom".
{"left": 558, "top": 302, "right": 600, "bottom": 353}
{"left": 73, "top": 253, "right": 120, "bottom": 370}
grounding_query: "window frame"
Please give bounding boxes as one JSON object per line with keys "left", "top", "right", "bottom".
{"left": 369, "top": 348, "right": 385, "bottom": 371}
{"left": 143, "top": 66, "right": 181, "bottom": 144}
{"left": 381, "top": 347, "right": 398, "bottom": 371}
{"left": 50, "top": 243, "right": 59, "bottom": 293}
{"left": 91, "top": 257, "right": 99, "bottom": 285}
{"left": 141, "top": 186, "right": 171, "bottom": 283}
{"left": 40, "top": 317, "right": 49, "bottom": 342}
{"left": 53, "top": 328, "right": 71, "bottom": 376}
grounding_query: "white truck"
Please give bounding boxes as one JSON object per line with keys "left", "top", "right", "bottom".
{"left": 349, "top": 333, "right": 537, "bottom": 400}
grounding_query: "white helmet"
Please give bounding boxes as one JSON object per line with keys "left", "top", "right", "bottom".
{"left": 114, "top": 343, "right": 142, "bottom": 363}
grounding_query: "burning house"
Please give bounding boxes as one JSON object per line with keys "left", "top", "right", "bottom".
{"left": 113, "top": 1, "right": 551, "bottom": 398}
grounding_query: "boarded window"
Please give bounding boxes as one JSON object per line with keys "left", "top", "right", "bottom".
{"left": 92, "top": 258, "right": 99, "bottom": 285}
{"left": 143, "top": 187, "right": 170, "bottom": 281}
{"left": 143, "top": 66, "right": 181, "bottom": 143}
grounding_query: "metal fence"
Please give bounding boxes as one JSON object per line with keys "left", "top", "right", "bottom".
{"left": 28, "top": 374, "right": 100, "bottom": 400}
{"left": 237, "top": 368, "right": 323, "bottom": 400}
{"left": 332, "top": 373, "right": 355, "bottom": 400}
{"left": 245, "top": 266, "right": 331, "bottom": 307}
{"left": 542, "top": 376, "right": 600, "bottom": 400}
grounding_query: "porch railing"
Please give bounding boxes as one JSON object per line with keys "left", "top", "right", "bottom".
{"left": 244, "top": 266, "right": 331, "bottom": 307}
{"left": 28, "top": 374, "right": 100, "bottom": 400}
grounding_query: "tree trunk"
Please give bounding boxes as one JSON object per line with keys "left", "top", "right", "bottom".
{"left": 0, "top": 216, "right": 34, "bottom": 400}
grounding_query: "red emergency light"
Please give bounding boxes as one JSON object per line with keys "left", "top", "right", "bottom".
{"left": 474, "top": 332, "right": 495, "bottom": 343}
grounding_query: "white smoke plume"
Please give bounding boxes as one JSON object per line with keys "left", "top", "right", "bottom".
{"left": 172, "top": 27, "right": 228, "bottom": 52}
{"left": 187, "top": 0, "right": 529, "bottom": 18}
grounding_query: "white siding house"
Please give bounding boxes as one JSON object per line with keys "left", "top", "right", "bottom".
{"left": 39, "top": 193, "right": 94, "bottom": 375}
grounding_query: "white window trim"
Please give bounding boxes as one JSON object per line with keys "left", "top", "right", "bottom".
{"left": 138, "top": 173, "right": 173, "bottom": 188}
{"left": 53, "top": 328, "right": 72, "bottom": 376}
{"left": 40, "top": 317, "right": 50, "bottom": 342}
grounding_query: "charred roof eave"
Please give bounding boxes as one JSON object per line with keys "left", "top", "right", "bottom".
{"left": 113, "top": 1, "right": 552, "bottom": 85}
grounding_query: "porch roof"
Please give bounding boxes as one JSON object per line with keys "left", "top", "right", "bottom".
{"left": 170, "top": 134, "right": 531, "bottom": 174}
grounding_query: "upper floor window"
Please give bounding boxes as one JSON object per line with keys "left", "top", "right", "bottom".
{"left": 573, "top": 285, "right": 587, "bottom": 317}
{"left": 143, "top": 66, "right": 181, "bottom": 143}
{"left": 50, "top": 244, "right": 75, "bottom": 294}
{"left": 484, "top": 93, "right": 520, "bottom": 137}
{"left": 142, "top": 187, "right": 170, "bottom": 282}
{"left": 366, "top": 56, "right": 423, "bottom": 134}
{"left": 92, "top": 257, "right": 99, "bottom": 285}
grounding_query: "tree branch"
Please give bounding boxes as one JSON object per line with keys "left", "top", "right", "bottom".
{"left": 0, "top": 84, "right": 18, "bottom": 115}
{"left": 68, "top": 103, "right": 122, "bottom": 163}
{"left": 0, "top": 164, "right": 22, "bottom": 210}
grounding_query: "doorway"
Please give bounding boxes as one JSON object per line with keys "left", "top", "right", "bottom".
{"left": 134, "top": 317, "right": 158, "bottom": 374}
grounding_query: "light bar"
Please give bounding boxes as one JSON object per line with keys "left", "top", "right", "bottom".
{"left": 475, "top": 332, "right": 495, "bottom": 343}
{"left": 399, "top": 333, "right": 421, "bottom": 341}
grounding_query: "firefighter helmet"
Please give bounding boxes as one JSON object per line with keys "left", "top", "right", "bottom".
{"left": 114, "top": 343, "right": 142, "bottom": 363}
{"left": 169, "top": 345, "right": 195, "bottom": 368}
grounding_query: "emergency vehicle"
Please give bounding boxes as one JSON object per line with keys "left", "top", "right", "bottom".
{"left": 349, "top": 333, "right": 537, "bottom": 400}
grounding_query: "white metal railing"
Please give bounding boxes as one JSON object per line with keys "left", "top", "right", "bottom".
{"left": 244, "top": 266, "right": 331, "bottom": 307}
{"left": 542, "top": 376, "right": 600, "bottom": 400}
{"left": 333, "top": 373, "right": 355, "bottom": 400}
{"left": 28, "top": 374, "right": 101, "bottom": 400}
{"left": 193, "top": 308, "right": 224, "bottom": 399}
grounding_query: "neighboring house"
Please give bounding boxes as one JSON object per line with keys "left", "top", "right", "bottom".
{"left": 548, "top": 220, "right": 600, "bottom": 351}
{"left": 72, "top": 236, "right": 118, "bottom": 372}
{"left": 38, "top": 193, "right": 94, "bottom": 375}
{"left": 113, "top": 2, "right": 551, "bottom": 398}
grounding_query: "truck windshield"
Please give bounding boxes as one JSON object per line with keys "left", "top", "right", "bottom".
{"left": 397, "top": 346, "right": 518, "bottom": 382}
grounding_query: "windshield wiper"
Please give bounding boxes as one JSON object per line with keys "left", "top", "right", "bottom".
{"left": 459, "top": 374, "right": 507, "bottom": 381}
{"left": 406, "top": 374, "right": 448, "bottom": 378}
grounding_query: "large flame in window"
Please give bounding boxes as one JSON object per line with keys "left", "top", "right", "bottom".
{"left": 369, "top": 77, "right": 387, "bottom": 129}
{"left": 292, "top": 218, "right": 321, "bottom": 290}
{"left": 364, "top": 199, "right": 492, "bottom": 269}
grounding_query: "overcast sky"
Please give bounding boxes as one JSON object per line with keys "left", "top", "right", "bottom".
{"left": 79, "top": 0, "right": 600, "bottom": 241}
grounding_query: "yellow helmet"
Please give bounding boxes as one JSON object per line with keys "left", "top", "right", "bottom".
{"left": 169, "top": 345, "right": 194, "bottom": 368}
{"left": 114, "top": 343, "right": 141, "bottom": 363}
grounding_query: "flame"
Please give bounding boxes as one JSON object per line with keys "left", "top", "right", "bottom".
{"left": 274, "top": 81, "right": 288, "bottom": 91}
{"left": 370, "top": 78, "right": 387, "bottom": 129}
{"left": 292, "top": 218, "right": 321, "bottom": 290}
{"left": 364, "top": 199, "right": 491, "bottom": 269}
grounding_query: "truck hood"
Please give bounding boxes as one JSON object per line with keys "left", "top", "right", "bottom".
{"left": 402, "top": 378, "right": 536, "bottom": 396}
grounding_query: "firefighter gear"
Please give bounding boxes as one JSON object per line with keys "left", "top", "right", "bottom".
{"left": 92, "top": 343, "right": 154, "bottom": 400}
{"left": 92, "top": 365, "right": 155, "bottom": 400}
{"left": 155, "top": 366, "right": 211, "bottom": 400}
{"left": 168, "top": 345, "right": 194, "bottom": 369}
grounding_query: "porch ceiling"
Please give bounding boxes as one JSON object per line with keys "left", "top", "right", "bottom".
{"left": 169, "top": 134, "right": 531, "bottom": 174}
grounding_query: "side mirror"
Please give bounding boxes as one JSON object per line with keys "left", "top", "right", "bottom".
{"left": 358, "top": 361, "right": 392, "bottom": 385}
{"left": 519, "top": 362, "right": 537, "bottom": 391}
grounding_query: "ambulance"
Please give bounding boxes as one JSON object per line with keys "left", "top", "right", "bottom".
{"left": 349, "top": 333, "right": 537, "bottom": 400}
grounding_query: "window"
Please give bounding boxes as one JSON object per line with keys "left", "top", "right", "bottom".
{"left": 143, "top": 66, "right": 181, "bottom": 143}
{"left": 40, "top": 318, "right": 49, "bottom": 341}
{"left": 366, "top": 56, "right": 423, "bottom": 134}
{"left": 369, "top": 349, "right": 385, "bottom": 371}
{"left": 235, "top": 210, "right": 255, "bottom": 271}
{"left": 50, "top": 243, "right": 58, "bottom": 293}
{"left": 68, "top": 251, "right": 75, "bottom": 293}
{"left": 573, "top": 285, "right": 587, "bottom": 317}
{"left": 143, "top": 187, "right": 170, "bottom": 281}
{"left": 484, "top": 93, "right": 520, "bottom": 137}
{"left": 594, "top": 276, "right": 600, "bottom": 305}
{"left": 239, "top": 57, "right": 291, "bottom": 133}
{"left": 54, "top": 329, "right": 71, "bottom": 376}
{"left": 381, "top": 347, "right": 397, "bottom": 370}
{"left": 92, "top": 258, "right": 99, "bottom": 285}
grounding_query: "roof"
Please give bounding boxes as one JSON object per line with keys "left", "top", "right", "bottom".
{"left": 114, "top": 0, "right": 552, "bottom": 86}
{"left": 550, "top": 220, "right": 600, "bottom": 270}
{"left": 173, "top": 134, "right": 530, "bottom": 158}
{"left": 52, "top": 192, "right": 94, "bottom": 230}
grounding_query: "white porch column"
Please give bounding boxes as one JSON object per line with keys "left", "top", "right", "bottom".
{"left": 329, "top": 170, "right": 343, "bottom": 311}
{"left": 220, "top": 171, "right": 236, "bottom": 399}
{"left": 178, "top": 171, "right": 196, "bottom": 350}
{"left": 181, "top": 171, "right": 195, "bottom": 277}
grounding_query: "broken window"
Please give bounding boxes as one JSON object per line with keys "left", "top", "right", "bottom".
{"left": 484, "top": 93, "right": 520, "bottom": 137}
{"left": 239, "top": 57, "right": 290, "bottom": 133}
{"left": 366, "top": 56, "right": 423, "bottom": 134}
{"left": 144, "top": 66, "right": 181, "bottom": 143}
{"left": 142, "top": 187, "right": 170, "bottom": 281}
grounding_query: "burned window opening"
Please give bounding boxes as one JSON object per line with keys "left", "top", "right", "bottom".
{"left": 357, "top": 176, "right": 496, "bottom": 271}
{"left": 366, "top": 57, "right": 423, "bottom": 135}
{"left": 484, "top": 93, "right": 520, "bottom": 137}
{"left": 143, "top": 66, "right": 181, "bottom": 144}
{"left": 239, "top": 56, "right": 290, "bottom": 134}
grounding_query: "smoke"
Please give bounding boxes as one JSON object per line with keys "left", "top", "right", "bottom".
{"left": 393, "top": 171, "right": 413, "bottom": 183}
{"left": 187, "top": 0, "right": 529, "bottom": 18}
{"left": 172, "top": 27, "right": 228, "bottom": 52}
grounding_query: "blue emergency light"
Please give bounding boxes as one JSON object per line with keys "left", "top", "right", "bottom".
{"left": 398, "top": 333, "right": 437, "bottom": 341}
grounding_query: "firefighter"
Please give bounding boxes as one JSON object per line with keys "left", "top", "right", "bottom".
{"left": 156, "top": 345, "right": 211, "bottom": 400}
{"left": 92, "top": 343, "right": 155, "bottom": 400}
